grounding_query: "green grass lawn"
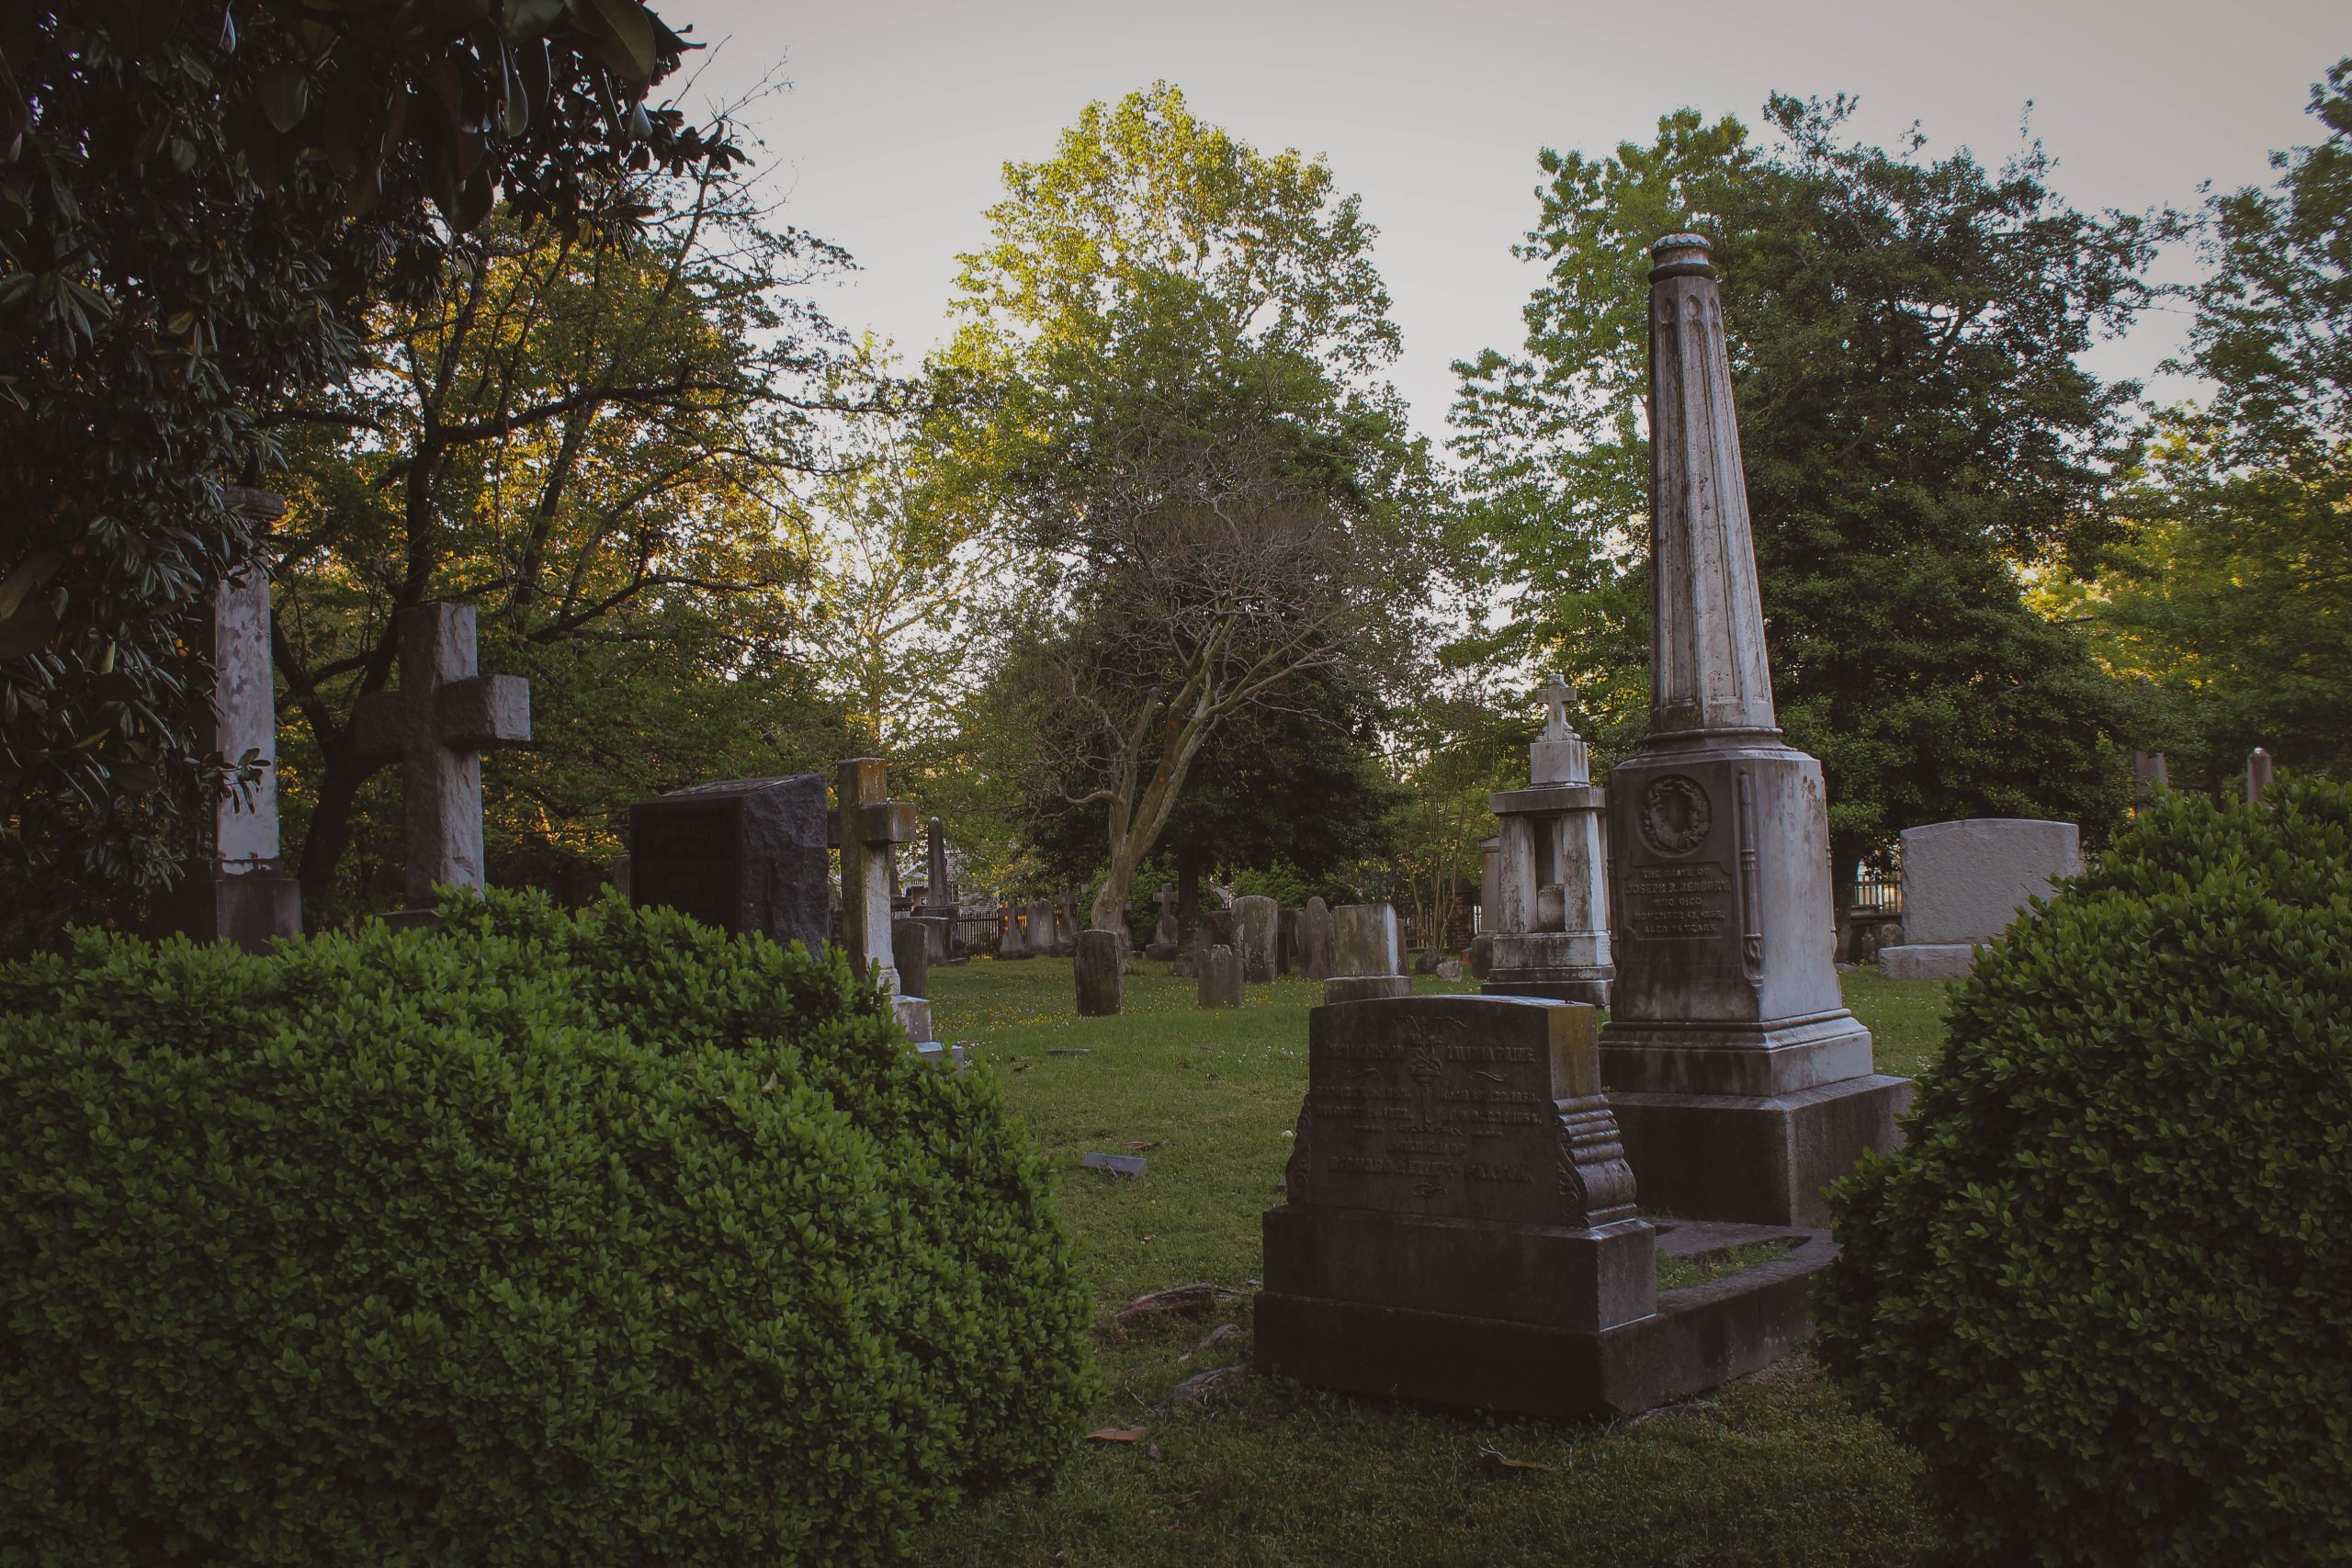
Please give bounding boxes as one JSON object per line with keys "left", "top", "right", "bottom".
{"left": 909, "top": 958, "right": 1954, "bottom": 1567}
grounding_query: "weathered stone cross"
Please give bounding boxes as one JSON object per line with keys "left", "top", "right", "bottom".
{"left": 353, "top": 602, "right": 531, "bottom": 908}
{"left": 1541, "top": 673, "right": 1577, "bottom": 738}
{"left": 829, "top": 757, "right": 919, "bottom": 993}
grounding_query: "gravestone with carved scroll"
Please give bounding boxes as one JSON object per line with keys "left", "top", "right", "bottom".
{"left": 1258, "top": 994, "right": 1658, "bottom": 1415}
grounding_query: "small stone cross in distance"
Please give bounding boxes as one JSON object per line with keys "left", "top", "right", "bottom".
{"left": 1541, "top": 673, "right": 1578, "bottom": 738}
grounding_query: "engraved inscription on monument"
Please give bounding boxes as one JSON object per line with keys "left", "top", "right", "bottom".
{"left": 1286, "top": 999, "right": 1605, "bottom": 1228}
{"left": 1625, "top": 862, "right": 1735, "bottom": 942}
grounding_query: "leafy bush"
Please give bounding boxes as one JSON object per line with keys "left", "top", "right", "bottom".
{"left": 1815, "top": 778, "right": 2352, "bottom": 1565}
{"left": 0, "top": 888, "right": 1093, "bottom": 1567}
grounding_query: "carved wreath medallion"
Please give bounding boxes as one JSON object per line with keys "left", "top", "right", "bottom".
{"left": 1638, "top": 774, "right": 1712, "bottom": 856}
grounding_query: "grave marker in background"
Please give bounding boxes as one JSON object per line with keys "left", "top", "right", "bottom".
{"left": 629, "top": 774, "right": 830, "bottom": 954}
{"left": 153, "top": 491, "right": 301, "bottom": 950}
{"left": 1236, "top": 895, "right": 1278, "bottom": 984}
{"left": 1877, "top": 819, "right": 2081, "bottom": 980}
{"left": 352, "top": 601, "right": 530, "bottom": 914}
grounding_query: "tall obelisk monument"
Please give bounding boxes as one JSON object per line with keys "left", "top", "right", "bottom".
{"left": 1596, "top": 234, "right": 1909, "bottom": 1225}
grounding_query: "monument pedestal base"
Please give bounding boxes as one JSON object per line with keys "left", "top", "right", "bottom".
{"left": 1604, "top": 1075, "right": 1912, "bottom": 1226}
{"left": 1254, "top": 1225, "right": 1834, "bottom": 1418}
{"left": 152, "top": 874, "right": 301, "bottom": 953}
{"left": 1877, "top": 942, "right": 1977, "bottom": 980}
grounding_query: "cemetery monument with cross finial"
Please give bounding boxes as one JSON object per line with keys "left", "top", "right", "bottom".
{"left": 1594, "top": 234, "right": 1909, "bottom": 1227}
{"left": 1480, "top": 673, "right": 1613, "bottom": 1006}
{"left": 830, "top": 758, "right": 951, "bottom": 1061}
{"left": 351, "top": 602, "right": 530, "bottom": 917}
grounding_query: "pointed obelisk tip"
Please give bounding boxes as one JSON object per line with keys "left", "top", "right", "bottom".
{"left": 1649, "top": 232, "right": 1716, "bottom": 282}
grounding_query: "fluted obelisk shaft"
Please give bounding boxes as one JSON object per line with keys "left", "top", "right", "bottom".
{"left": 1646, "top": 235, "right": 1776, "bottom": 738}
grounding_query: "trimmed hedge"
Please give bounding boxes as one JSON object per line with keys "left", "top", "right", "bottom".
{"left": 0, "top": 888, "right": 1094, "bottom": 1566}
{"left": 1816, "top": 779, "right": 2352, "bottom": 1566}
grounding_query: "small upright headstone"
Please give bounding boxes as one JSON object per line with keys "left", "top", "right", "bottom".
{"left": 892, "top": 914, "right": 931, "bottom": 1004}
{"left": 1298, "top": 896, "right": 1335, "bottom": 981}
{"left": 1326, "top": 903, "right": 1409, "bottom": 1004}
{"left": 1878, "top": 819, "right": 2081, "bottom": 980}
{"left": 1052, "top": 895, "right": 1080, "bottom": 957}
{"left": 997, "top": 902, "right": 1031, "bottom": 960}
{"left": 1235, "top": 895, "right": 1278, "bottom": 984}
{"left": 1197, "top": 943, "right": 1244, "bottom": 1009}
{"left": 153, "top": 496, "right": 302, "bottom": 951}
{"left": 2132, "top": 749, "right": 2169, "bottom": 800}
{"left": 353, "top": 601, "right": 531, "bottom": 915}
{"left": 1147, "top": 884, "right": 1182, "bottom": 960}
{"left": 2247, "top": 747, "right": 2275, "bottom": 806}
{"left": 1277, "top": 908, "right": 1302, "bottom": 976}
{"left": 629, "top": 774, "right": 829, "bottom": 954}
{"left": 1075, "top": 929, "right": 1124, "bottom": 1016}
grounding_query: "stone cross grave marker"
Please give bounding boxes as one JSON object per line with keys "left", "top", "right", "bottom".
{"left": 1148, "top": 884, "right": 1182, "bottom": 959}
{"left": 829, "top": 758, "right": 919, "bottom": 998}
{"left": 353, "top": 602, "right": 529, "bottom": 908}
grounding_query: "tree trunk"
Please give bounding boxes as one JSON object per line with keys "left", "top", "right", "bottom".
{"left": 297, "top": 754, "right": 380, "bottom": 918}
{"left": 1829, "top": 829, "right": 1866, "bottom": 963}
{"left": 1175, "top": 842, "right": 1202, "bottom": 949}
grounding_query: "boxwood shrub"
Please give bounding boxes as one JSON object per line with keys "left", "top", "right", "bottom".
{"left": 1815, "top": 778, "right": 2352, "bottom": 1566}
{"left": 0, "top": 888, "right": 1094, "bottom": 1566}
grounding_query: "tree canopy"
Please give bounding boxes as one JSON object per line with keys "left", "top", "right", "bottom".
{"left": 0, "top": 0, "right": 732, "bottom": 890}
{"left": 937, "top": 84, "right": 1436, "bottom": 929}
{"left": 2075, "top": 59, "right": 2352, "bottom": 787}
{"left": 1453, "top": 96, "right": 2156, "bottom": 886}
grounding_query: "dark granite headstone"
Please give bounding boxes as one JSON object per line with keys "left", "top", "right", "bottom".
{"left": 1075, "top": 928, "right": 1123, "bottom": 1016}
{"left": 891, "top": 914, "right": 931, "bottom": 1002}
{"left": 628, "top": 774, "right": 828, "bottom": 954}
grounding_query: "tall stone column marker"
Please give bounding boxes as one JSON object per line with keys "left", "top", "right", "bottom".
{"left": 1596, "top": 234, "right": 1909, "bottom": 1226}
{"left": 352, "top": 601, "right": 530, "bottom": 909}
{"left": 153, "top": 489, "right": 302, "bottom": 950}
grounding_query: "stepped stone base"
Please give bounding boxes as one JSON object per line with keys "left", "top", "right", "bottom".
{"left": 1255, "top": 1224, "right": 1834, "bottom": 1417}
{"left": 1605, "top": 1075, "right": 1912, "bottom": 1227}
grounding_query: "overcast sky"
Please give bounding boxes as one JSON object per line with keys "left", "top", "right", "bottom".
{"left": 669, "top": 0, "right": 2344, "bottom": 445}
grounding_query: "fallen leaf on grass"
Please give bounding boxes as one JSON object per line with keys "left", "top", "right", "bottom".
{"left": 1124, "top": 1140, "right": 1162, "bottom": 1151}
{"left": 1110, "top": 1282, "right": 1244, "bottom": 1334}
{"left": 1188, "top": 1322, "right": 1242, "bottom": 1355}
{"left": 1170, "top": 1363, "right": 1249, "bottom": 1403}
{"left": 1146, "top": 1442, "right": 1162, "bottom": 1462}
{"left": 1085, "top": 1427, "right": 1149, "bottom": 1444}
{"left": 1477, "top": 1447, "right": 1555, "bottom": 1474}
